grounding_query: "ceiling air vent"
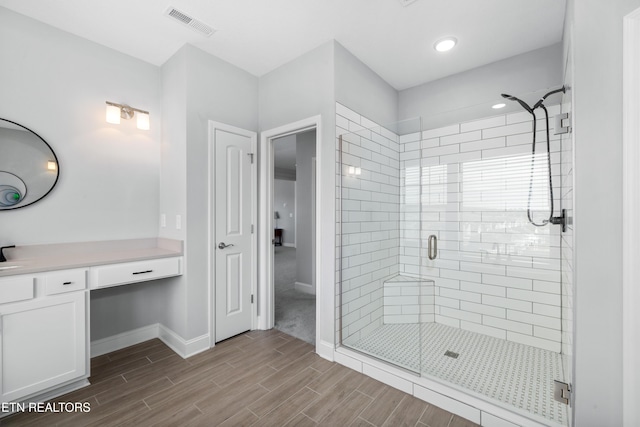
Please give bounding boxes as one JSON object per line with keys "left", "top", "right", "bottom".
{"left": 164, "top": 7, "right": 216, "bottom": 37}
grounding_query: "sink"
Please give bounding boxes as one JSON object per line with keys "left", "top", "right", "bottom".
{"left": 0, "top": 265, "right": 21, "bottom": 271}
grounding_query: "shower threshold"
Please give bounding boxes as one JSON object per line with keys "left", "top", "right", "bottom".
{"left": 349, "top": 323, "right": 567, "bottom": 426}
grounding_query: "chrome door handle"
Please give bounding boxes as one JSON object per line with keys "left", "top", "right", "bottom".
{"left": 428, "top": 235, "right": 437, "bottom": 260}
{"left": 218, "top": 242, "right": 234, "bottom": 250}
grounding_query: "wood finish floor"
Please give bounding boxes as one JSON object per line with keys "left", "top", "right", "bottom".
{"left": 1, "top": 330, "right": 479, "bottom": 427}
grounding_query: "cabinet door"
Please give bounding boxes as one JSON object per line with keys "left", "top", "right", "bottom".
{"left": 0, "top": 291, "right": 87, "bottom": 403}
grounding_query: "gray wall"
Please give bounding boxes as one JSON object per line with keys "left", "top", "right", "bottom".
{"left": 184, "top": 45, "right": 259, "bottom": 339}
{"left": 0, "top": 7, "right": 171, "bottom": 342}
{"left": 259, "top": 41, "right": 335, "bottom": 345}
{"left": 334, "top": 42, "right": 398, "bottom": 127}
{"left": 566, "top": 0, "right": 640, "bottom": 425}
{"left": 0, "top": 7, "right": 161, "bottom": 246}
{"left": 399, "top": 43, "right": 563, "bottom": 129}
{"left": 160, "top": 44, "right": 259, "bottom": 340}
{"left": 158, "top": 46, "right": 189, "bottom": 337}
{"left": 295, "top": 130, "right": 316, "bottom": 288}
{"left": 274, "top": 179, "right": 296, "bottom": 245}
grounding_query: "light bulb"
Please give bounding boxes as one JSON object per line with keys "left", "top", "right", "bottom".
{"left": 106, "top": 104, "right": 121, "bottom": 124}
{"left": 137, "top": 112, "right": 150, "bottom": 130}
{"left": 434, "top": 37, "right": 457, "bottom": 52}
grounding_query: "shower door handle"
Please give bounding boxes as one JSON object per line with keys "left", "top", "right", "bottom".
{"left": 428, "top": 235, "right": 437, "bottom": 260}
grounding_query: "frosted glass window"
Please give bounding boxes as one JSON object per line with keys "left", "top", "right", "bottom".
{"left": 421, "top": 165, "right": 448, "bottom": 206}
{"left": 461, "top": 153, "right": 549, "bottom": 211}
{"left": 404, "top": 165, "right": 421, "bottom": 205}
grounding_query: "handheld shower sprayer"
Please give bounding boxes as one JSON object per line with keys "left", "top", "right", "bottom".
{"left": 501, "top": 93, "right": 534, "bottom": 114}
{"left": 500, "top": 86, "right": 567, "bottom": 229}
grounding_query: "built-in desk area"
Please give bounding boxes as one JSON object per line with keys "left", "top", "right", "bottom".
{"left": 0, "top": 238, "right": 183, "bottom": 406}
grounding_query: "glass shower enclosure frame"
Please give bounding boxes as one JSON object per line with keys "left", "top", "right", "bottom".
{"left": 337, "top": 99, "right": 571, "bottom": 427}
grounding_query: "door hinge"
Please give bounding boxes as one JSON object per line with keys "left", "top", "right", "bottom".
{"left": 251, "top": 294, "right": 254, "bottom": 303}
{"left": 248, "top": 153, "right": 254, "bottom": 164}
{"left": 553, "top": 380, "right": 571, "bottom": 405}
{"left": 554, "top": 112, "right": 571, "bottom": 135}
{"left": 251, "top": 224, "right": 254, "bottom": 234}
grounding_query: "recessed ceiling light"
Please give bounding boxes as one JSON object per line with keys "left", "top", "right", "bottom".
{"left": 492, "top": 103, "right": 506, "bottom": 109}
{"left": 434, "top": 37, "right": 457, "bottom": 52}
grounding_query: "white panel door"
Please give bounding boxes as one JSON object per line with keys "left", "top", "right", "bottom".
{"left": 213, "top": 123, "right": 256, "bottom": 342}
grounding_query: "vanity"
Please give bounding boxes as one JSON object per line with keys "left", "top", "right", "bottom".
{"left": 0, "top": 238, "right": 183, "bottom": 405}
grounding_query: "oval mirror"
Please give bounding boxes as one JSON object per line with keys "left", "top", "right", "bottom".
{"left": 0, "top": 118, "right": 59, "bottom": 210}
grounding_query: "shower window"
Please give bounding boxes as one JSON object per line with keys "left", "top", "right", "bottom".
{"left": 461, "top": 153, "right": 550, "bottom": 212}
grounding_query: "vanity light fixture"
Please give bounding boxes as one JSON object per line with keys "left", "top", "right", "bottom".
{"left": 105, "top": 101, "right": 150, "bottom": 130}
{"left": 347, "top": 166, "right": 362, "bottom": 176}
{"left": 434, "top": 37, "right": 457, "bottom": 52}
{"left": 47, "top": 161, "right": 57, "bottom": 171}
{"left": 137, "top": 111, "right": 150, "bottom": 130}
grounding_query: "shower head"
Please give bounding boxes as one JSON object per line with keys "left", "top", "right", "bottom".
{"left": 501, "top": 93, "right": 534, "bottom": 114}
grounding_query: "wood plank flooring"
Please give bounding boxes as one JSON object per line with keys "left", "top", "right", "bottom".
{"left": 1, "top": 330, "right": 479, "bottom": 427}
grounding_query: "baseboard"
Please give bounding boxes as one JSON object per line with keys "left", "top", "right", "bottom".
{"left": 316, "top": 339, "right": 335, "bottom": 361}
{"left": 90, "top": 323, "right": 209, "bottom": 359}
{"left": 295, "top": 281, "right": 315, "bottom": 295}
{"left": 158, "top": 324, "right": 210, "bottom": 359}
{"left": 283, "top": 243, "right": 296, "bottom": 248}
{"left": 91, "top": 324, "right": 160, "bottom": 357}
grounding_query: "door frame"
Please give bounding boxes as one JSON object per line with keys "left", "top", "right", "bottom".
{"left": 623, "top": 8, "right": 640, "bottom": 427}
{"left": 258, "top": 115, "right": 322, "bottom": 352}
{"left": 208, "top": 120, "right": 258, "bottom": 347}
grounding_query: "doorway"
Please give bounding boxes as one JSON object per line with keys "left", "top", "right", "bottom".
{"left": 258, "top": 116, "right": 322, "bottom": 352}
{"left": 272, "top": 130, "right": 316, "bottom": 343}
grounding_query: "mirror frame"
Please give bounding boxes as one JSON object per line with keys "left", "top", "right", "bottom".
{"left": 0, "top": 117, "right": 60, "bottom": 210}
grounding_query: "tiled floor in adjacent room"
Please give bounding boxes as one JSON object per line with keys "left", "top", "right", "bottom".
{"left": 351, "top": 323, "right": 567, "bottom": 426}
{"left": 1, "top": 329, "right": 477, "bottom": 427}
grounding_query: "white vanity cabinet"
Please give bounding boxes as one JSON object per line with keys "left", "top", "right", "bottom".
{"left": 0, "top": 249, "right": 183, "bottom": 405}
{"left": 0, "top": 269, "right": 88, "bottom": 404}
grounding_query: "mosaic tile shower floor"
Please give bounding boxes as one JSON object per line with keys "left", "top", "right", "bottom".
{"left": 351, "top": 323, "right": 567, "bottom": 426}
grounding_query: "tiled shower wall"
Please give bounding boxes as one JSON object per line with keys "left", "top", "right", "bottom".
{"left": 335, "top": 103, "right": 402, "bottom": 346}
{"left": 336, "top": 102, "right": 566, "bottom": 354}
{"left": 400, "top": 106, "right": 564, "bottom": 353}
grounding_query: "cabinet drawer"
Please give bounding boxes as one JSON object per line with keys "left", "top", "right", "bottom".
{"left": 43, "top": 269, "right": 87, "bottom": 295}
{"left": 91, "top": 257, "right": 182, "bottom": 289}
{"left": 0, "top": 276, "right": 34, "bottom": 305}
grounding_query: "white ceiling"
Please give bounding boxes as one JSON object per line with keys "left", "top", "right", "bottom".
{"left": 0, "top": 0, "right": 566, "bottom": 90}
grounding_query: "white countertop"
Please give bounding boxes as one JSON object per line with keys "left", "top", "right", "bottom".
{"left": 0, "top": 238, "right": 183, "bottom": 277}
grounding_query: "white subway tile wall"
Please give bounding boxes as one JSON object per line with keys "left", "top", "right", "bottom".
{"left": 383, "top": 275, "right": 435, "bottom": 324}
{"left": 409, "top": 105, "right": 563, "bottom": 353}
{"left": 336, "top": 102, "right": 566, "bottom": 354}
{"left": 336, "top": 103, "right": 402, "bottom": 346}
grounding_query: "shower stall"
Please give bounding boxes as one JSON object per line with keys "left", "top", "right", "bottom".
{"left": 336, "top": 90, "right": 573, "bottom": 427}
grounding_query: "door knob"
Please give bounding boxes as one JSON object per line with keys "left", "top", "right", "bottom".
{"left": 218, "top": 242, "right": 234, "bottom": 250}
